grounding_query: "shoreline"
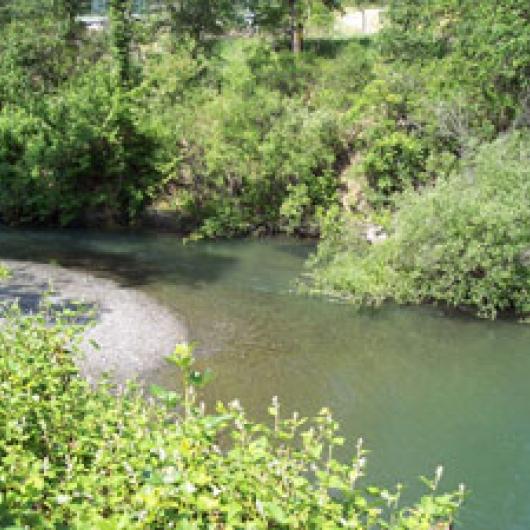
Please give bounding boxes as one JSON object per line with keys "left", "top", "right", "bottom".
{"left": 0, "top": 259, "right": 187, "bottom": 384}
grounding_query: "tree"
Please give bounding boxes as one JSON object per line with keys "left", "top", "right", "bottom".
{"left": 250, "top": 0, "right": 343, "bottom": 53}
{"left": 109, "top": 0, "right": 133, "bottom": 87}
{"left": 379, "top": 0, "right": 530, "bottom": 131}
{"left": 162, "top": 0, "right": 243, "bottom": 46}
{"left": 52, "top": 0, "right": 82, "bottom": 42}
{"left": 0, "top": 0, "right": 86, "bottom": 105}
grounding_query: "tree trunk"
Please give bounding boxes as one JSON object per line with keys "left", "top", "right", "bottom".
{"left": 292, "top": 23, "right": 303, "bottom": 53}
{"left": 289, "top": 0, "right": 303, "bottom": 53}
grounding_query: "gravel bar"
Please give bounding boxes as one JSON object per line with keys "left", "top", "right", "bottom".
{"left": 0, "top": 259, "right": 187, "bottom": 384}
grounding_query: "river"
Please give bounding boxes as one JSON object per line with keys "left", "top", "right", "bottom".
{"left": 1, "top": 227, "right": 530, "bottom": 529}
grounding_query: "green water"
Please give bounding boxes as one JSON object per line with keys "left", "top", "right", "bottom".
{"left": 2, "top": 228, "right": 530, "bottom": 529}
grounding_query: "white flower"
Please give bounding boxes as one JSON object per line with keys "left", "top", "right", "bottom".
{"left": 212, "top": 486, "right": 222, "bottom": 497}
{"left": 182, "top": 482, "right": 196, "bottom": 494}
{"left": 56, "top": 494, "right": 70, "bottom": 505}
{"left": 229, "top": 399, "right": 242, "bottom": 411}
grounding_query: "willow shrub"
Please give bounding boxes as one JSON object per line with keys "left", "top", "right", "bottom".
{"left": 0, "top": 304, "right": 463, "bottom": 529}
{"left": 310, "top": 131, "right": 530, "bottom": 319}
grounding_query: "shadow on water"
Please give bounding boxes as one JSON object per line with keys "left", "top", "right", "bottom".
{"left": 273, "top": 238, "right": 316, "bottom": 260}
{"left": 0, "top": 280, "right": 98, "bottom": 326}
{"left": 0, "top": 228, "right": 239, "bottom": 289}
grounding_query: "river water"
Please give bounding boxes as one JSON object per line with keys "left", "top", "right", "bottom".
{"left": 1, "top": 228, "right": 530, "bottom": 529}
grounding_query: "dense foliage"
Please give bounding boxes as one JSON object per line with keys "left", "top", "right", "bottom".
{"left": 161, "top": 0, "right": 244, "bottom": 45}
{"left": 0, "top": 0, "right": 375, "bottom": 232}
{"left": 309, "top": 132, "right": 530, "bottom": 319}
{"left": 147, "top": 38, "right": 374, "bottom": 237}
{"left": 0, "top": 305, "right": 463, "bottom": 528}
{"left": 0, "top": 0, "right": 159, "bottom": 225}
{"left": 340, "top": 0, "right": 530, "bottom": 206}
{"left": 249, "top": 0, "right": 343, "bottom": 53}
{"left": 0, "top": 68, "right": 159, "bottom": 225}
{"left": 307, "top": 0, "right": 530, "bottom": 318}
{"left": 0, "top": 0, "right": 529, "bottom": 317}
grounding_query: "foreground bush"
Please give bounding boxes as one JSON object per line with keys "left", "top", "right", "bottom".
{"left": 309, "top": 131, "right": 530, "bottom": 319}
{"left": 0, "top": 305, "right": 463, "bottom": 529}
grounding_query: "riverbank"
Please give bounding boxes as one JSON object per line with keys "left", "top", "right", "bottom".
{"left": 0, "top": 259, "right": 187, "bottom": 384}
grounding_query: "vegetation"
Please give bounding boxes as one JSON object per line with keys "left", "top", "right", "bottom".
{"left": 249, "top": 0, "right": 343, "bottom": 53}
{"left": 331, "top": 0, "right": 530, "bottom": 209}
{"left": 161, "top": 0, "right": 244, "bottom": 46}
{"left": 0, "top": 0, "right": 159, "bottom": 225}
{"left": 6, "top": 0, "right": 530, "bottom": 523}
{"left": 147, "top": 37, "right": 374, "bottom": 237}
{"left": 0, "top": 0, "right": 527, "bottom": 315}
{"left": 3, "top": 0, "right": 530, "bottom": 524}
{"left": 308, "top": 132, "right": 530, "bottom": 318}
{"left": 0, "top": 304, "right": 463, "bottom": 528}
{"left": 0, "top": 0, "right": 373, "bottom": 232}
{"left": 307, "top": 0, "right": 530, "bottom": 319}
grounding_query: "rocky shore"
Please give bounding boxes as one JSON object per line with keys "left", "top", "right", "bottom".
{"left": 0, "top": 259, "right": 187, "bottom": 384}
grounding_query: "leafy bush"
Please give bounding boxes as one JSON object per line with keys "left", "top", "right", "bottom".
{"left": 309, "top": 131, "right": 530, "bottom": 319}
{"left": 362, "top": 130, "right": 429, "bottom": 198}
{"left": 1, "top": 0, "right": 528, "bottom": 234}
{"left": 380, "top": 0, "right": 530, "bottom": 132}
{"left": 0, "top": 2, "right": 161, "bottom": 227}
{"left": 0, "top": 18, "right": 77, "bottom": 106}
{"left": 0, "top": 305, "right": 464, "bottom": 528}
{"left": 150, "top": 38, "right": 375, "bottom": 237}
{"left": 335, "top": 0, "right": 530, "bottom": 207}
{"left": 0, "top": 67, "right": 161, "bottom": 226}
{"left": 342, "top": 66, "right": 461, "bottom": 207}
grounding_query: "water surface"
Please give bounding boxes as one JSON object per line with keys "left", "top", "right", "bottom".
{"left": 1, "top": 228, "right": 530, "bottom": 529}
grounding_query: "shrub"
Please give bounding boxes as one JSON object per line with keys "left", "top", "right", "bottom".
{"left": 309, "top": 131, "right": 530, "bottom": 319}
{"left": 362, "top": 130, "right": 429, "bottom": 198}
{"left": 150, "top": 38, "right": 378, "bottom": 237}
{"left": 379, "top": 0, "right": 530, "bottom": 132}
{"left": 156, "top": 42, "right": 349, "bottom": 237}
{"left": 0, "top": 66, "right": 161, "bottom": 226}
{"left": 342, "top": 68, "right": 460, "bottom": 207}
{"left": 341, "top": 0, "right": 530, "bottom": 208}
{"left": 0, "top": 305, "right": 463, "bottom": 528}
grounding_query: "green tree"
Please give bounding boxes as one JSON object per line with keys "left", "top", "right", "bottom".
{"left": 109, "top": 0, "right": 133, "bottom": 87}
{"left": 52, "top": 0, "right": 83, "bottom": 42}
{"left": 162, "top": 0, "right": 244, "bottom": 46}
{"left": 251, "top": 0, "right": 343, "bottom": 53}
{"left": 379, "top": 0, "right": 530, "bottom": 131}
{"left": 0, "top": 0, "right": 86, "bottom": 106}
